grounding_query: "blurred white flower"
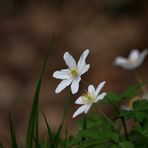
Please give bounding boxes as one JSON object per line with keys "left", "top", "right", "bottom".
{"left": 73, "top": 81, "right": 106, "bottom": 118}
{"left": 53, "top": 49, "right": 90, "bottom": 94}
{"left": 121, "top": 96, "right": 141, "bottom": 111}
{"left": 114, "top": 49, "right": 148, "bottom": 70}
{"left": 142, "top": 93, "right": 148, "bottom": 101}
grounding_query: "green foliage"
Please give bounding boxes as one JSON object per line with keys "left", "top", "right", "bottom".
{"left": 103, "top": 83, "right": 144, "bottom": 104}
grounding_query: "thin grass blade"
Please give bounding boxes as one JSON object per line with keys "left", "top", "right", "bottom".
{"left": 26, "top": 36, "right": 54, "bottom": 148}
{"left": 9, "top": 113, "right": 18, "bottom": 148}
{"left": 43, "top": 112, "right": 56, "bottom": 147}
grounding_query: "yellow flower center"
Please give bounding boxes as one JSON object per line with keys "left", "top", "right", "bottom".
{"left": 82, "top": 92, "right": 94, "bottom": 103}
{"left": 127, "top": 58, "right": 136, "bottom": 64}
{"left": 70, "top": 68, "right": 78, "bottom": 78}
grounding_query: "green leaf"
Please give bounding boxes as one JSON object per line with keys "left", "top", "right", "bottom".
{"left": 103, "top": 92, "right": 121, "bottom": 103}
{"left": 26, "top": 37, "right": 53, "bottom": 148}
{"left": 79, "top": 130, "right": 119, "bottom": 143}
{"left": 9, "top": 113, "right": 18, "bottom": 148}
{"left": 133, "top": 100, "right": 148, "bottom": 112}
{"left": 120, "top": 83, "right": 143, "bottom": 99}
{"left": 118, "top": 141, "right": 134, "bottom": 148}
{"left": 77, "top": 115, "right": 103, "bottom": 129}
{"left": 43, "top": 112, "right": 56, "bottom": 147}
{"left": 103, "top": 83, "right": 143, "bottom": 104}
{"left": 120, "top": 109, "right": 146, "bottom": 122}
{"left": 77, "top": 138, "right": 107, "bottom": 148}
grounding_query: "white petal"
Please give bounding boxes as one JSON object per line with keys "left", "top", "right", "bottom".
{"left": 72, "top": 104, "right": 91, "bottom": 118}
{"left": 55, "top": 79, "right": 72, "bottom": 93}
{"left": 88, "top": 85, "right": 95, "bottom": 94}
{"left": 71, "top": 77, "right": 81, "bottom": 94}
{"left": 80, "top": 64, "right": 90, "bottom": 75}
{"left": 75, "top": 96, "right": 84, "bottom": 104}
{"left": 63, "top": 52, "right": 76, "bottom": 68}
{"left": 114, "top": 57, "right": 128, "bottom": 66}
{"left": 138, "top": 49, "right": 148, "bottom": 66}
{"left": 95, "top": 81, "right": 106, "bottom": 96}
{"left": 84, "top": 104, "right": 92, "bottom": 114}
{"left": 129, "top": 49, "right": 140, "bottom": 61}
{"left": 53, "top": 70, "right": 69, "bottom": 79}
{"left": 94, "top": 92, "right": 107, "bottom": 102}
{"left": 77, "top": 49, "right": 89, "bottom": 71}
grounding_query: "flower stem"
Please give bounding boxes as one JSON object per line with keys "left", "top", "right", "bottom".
{"left": 120, "top": 117, "right": 129, "bottom": 141}
{"left": 134, "top": 70, "right": 147, "bottom": 94}
{"left": 99, "top": 109, "right": 117, "bottom": 129}
{"left": 82, "top": 113, "right": 87, "bottom": 141}
{"left": 106, "top": 97, "right": 129, "bottom": 140}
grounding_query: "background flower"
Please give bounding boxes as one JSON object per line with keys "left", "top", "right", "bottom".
{"left": 114, "top": 49, "right": 148, "bottom": 70}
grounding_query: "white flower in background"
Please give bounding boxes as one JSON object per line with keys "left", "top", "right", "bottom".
{"left": 53, "top": 49, "right": 90, "bottom": 94}
{"left": 114, "top": 49, "right": 148, "bottom": 70}
{"left": 142, "top": 93, "right": 148, "bottom": 101}
{"left": 73, "top": 81, "right": 106, "bottom": 118}
{"left": 121, "top": 96, "right": 141, "bottom": 111}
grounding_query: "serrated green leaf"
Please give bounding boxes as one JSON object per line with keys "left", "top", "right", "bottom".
{"left": 133, "top": 100, "right": 148, "bottom": 112}
{"left": 67, "top": 135, "right": 81, "bottom": 147}
{"left": 103, "top": 92, "right": 121, "bottom": 103}
{"left": 77, "top": 115, "right": 104, "bottom": 129}
{"left": 120, "top": 83, "right": 143, "bottom": 99}
{"left": 119, "top": 141, "right": 134, "bottom": 148}
{"left": 77, "top": 138, "right": 107, "bottom": 148}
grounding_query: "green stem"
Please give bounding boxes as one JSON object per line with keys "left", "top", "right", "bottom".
{"left": 106, "top": 97, "right": 129, "bottom": 140}
{"left": 134, "top": 70, "right": 147, "bottom": 94}
{"left": 120, "top": 117, "right": 129, "bottom": 141}
{"left": 99, "top": 110, "right": 117, "bottom": 129}
{"left": 82, "top": 114, "right": 87, "bottom": 141}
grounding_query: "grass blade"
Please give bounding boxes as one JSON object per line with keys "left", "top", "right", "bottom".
{"left": 43, "top": 112, "right": 56, "bottom": 147}
{"left": 26, "top": 36, "right": 54, "bottom": 148}
{"left": 9, "top": 113, "right": 18, "bottom": 148}
{"left": 55, "top": 91, "right": 71, "bottom": 146}
{"left": 0, "top": 143, "right": 4, "bottom": 148}
{"left": 63, "top": 128, "right": 68, "bottom": 148}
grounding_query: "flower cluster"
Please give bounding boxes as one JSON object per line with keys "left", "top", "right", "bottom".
{"left": 53, "top": 49, "right": 148, "bottom": 118}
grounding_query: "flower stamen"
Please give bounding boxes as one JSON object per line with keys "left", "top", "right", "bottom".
{"left": 82, "top": 92, "right": 94, "bottom": 103}
{"left": 69, "top": 68, "right": 78, "bottom": 78}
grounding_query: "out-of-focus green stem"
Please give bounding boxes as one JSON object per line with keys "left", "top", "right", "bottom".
{"left": 106, "top": 97, "right": 129, "bottom": 141}
{"left": 134, "top": 70, "right": 148, "bottom": 94}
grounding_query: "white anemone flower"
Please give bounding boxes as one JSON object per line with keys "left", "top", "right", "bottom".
{"left": 114, "top": 49, "right": 148, "bottom": 70}
{"left": 73, "top": 81, "right": 106, "bottom": 118}
{"left": 53, "top": 49, "right": 90, "bottom": 94}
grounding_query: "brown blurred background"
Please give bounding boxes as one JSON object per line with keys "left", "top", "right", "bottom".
{"left": 0, "top": 0, "right": 148, "bottom": 147}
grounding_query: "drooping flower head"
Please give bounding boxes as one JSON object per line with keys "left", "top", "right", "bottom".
{"left": 73, "top": 81, "right": 106, "bottom": 118}
{"left": 53, "top": 49, "right": 90, "bottom": 94}
{"left": 114, "top": 49, "right": 148, "bottom": 70}
{"left": 121, "top": 96, "right": 141, "bottom": 111}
